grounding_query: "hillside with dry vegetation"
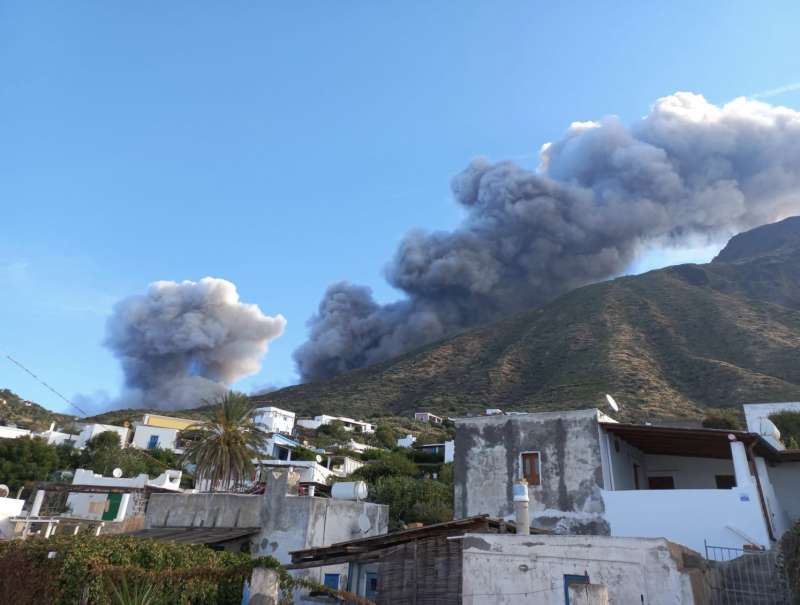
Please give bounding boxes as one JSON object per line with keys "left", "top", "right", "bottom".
{"left": 253, "top": 217, "right": 800, "bottom": 422}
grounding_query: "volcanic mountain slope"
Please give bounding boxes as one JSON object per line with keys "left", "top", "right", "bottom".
{"left": 253, "top": 217, "right": 800, "bottom": 422}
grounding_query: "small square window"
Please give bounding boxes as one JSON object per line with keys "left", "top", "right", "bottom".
{"left": 323, "top": 573, "right": 340, "bottom": 590}
{"left": 520, "top": 451, "right": 541, "bottom": 486}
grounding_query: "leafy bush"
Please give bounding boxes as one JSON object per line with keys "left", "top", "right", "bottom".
{"left": 781, "top": 521, "right": 800, "bottom": 603}
{"left": 374, "top": 425, "right": 395, "bottom": 449}
{"left": 701, "top": 409, "right": 743, "bottom": 430}
{"left": 371, "top": 475, "right": 453, "bottom": 530}
{"left": 0, "top": 436, "right": 80, "bottom": 491}
{"left": 770, "top": 411, "right": 800, "bottom": 449}
{"left": 0, "top": 534, "right": 364, "bottom": 605}
{"left": 351, "top": 451, "right": 418, "bottom": 483}
{"left": 0, "top": 534, "right": 261, "bottom": 604}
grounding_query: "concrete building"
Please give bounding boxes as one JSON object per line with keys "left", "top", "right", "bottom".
{"left": 397, "top": 434, "right": 416, "bottom": 448}
{"left": 140, "top": 469, "right": 389, "bottom": 592}
{"left": 75, "top": 423, "right": 129, "bottom": 449}
{"left": 131, "top": 414, "right": 197, "bottom": 453}
{"left": 414, "top": 412, "right": 443, "bottom": 424}
{"left": 0, "top": 495, "right": 25, "bottom": 539}
{"left": 0, "top": 425, "right": 32, "bottom": 439}
{"left": 454, "top": 407, "right": 800, "bottom": 555}
{"left": 39, "top": 422, "right": 77, "bottom": 446}
{"left": 252, "top": 406, "right": 296, "bottom": 435}
{"left": 65, "top": 468, "right": 182, "bottom": 522}
{"left": 296, "top": 415, "right": 375, "bottom": 434}
{"left": 290, "top": 517, "right": 716, "bottom": 605}
{"left": 415, "top": 440, "right": 455, "bottom": 463}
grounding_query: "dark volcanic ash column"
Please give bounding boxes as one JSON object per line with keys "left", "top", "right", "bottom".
{"left": 295, "top": 92, "right": 800, "bottom": 382}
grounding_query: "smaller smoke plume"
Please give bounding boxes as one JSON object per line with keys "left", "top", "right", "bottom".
{"left": 105, "top": 277, "right": 286, "bottom": 410}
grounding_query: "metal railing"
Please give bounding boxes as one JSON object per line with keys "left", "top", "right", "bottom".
{"left": 704, "top": 541, "right": 790, "bottom": 605}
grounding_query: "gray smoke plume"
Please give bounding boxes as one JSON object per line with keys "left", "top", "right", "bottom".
{"left": 106, "top": 277, "right": 286, "bottom": 409}
{"left": 295, "top": 92, "right": 800, "bottom": 381}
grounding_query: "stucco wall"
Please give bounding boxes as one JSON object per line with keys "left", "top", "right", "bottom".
{"left": 768, "top": 460, "right": 800, "bottom": 527}
{"left": 454, "top": 409, "right": 607, "bottom": 534}
{"left": 131, "top": 425, "right": 179, "bottom": 451}
{"left": 461, "top": 534, "right": 712, "bottom": 605}
{"left": 145, "top": 493, "right": 262, "bottom": 528}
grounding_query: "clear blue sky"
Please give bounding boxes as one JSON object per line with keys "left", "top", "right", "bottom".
{"left": 2, "top": 2, "right": 799, "bottom": 414}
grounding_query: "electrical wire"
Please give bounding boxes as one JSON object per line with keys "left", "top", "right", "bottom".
{"left": 2, "top": 351, "right": 89, "bottom": 416}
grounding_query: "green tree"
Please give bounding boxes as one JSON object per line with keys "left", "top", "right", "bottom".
{"left": 371, "top": 475, "right": 453, "bottom": 530}
{"left": 317, "top": 419, "right": 348, "bottom": 442}
{"left": 0, "top": 436, "right": 79, "bottom": 491}
{"left": 351, "top": 451, "right": 418, "bottom": 483}
{"left": 374, "top": 425, "right": 395, "bottom": 449}
{"left": 180, "top": 391, "right": 268, "bottom": 492}
{"left": 79, "top": 432, "right": 151, "bottom": 477}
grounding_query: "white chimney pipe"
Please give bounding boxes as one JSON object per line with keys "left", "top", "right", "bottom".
{"left": 513, "top": 479, "right": 530, "bottom": 535}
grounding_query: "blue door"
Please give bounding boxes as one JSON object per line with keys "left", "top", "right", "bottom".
{"left": 147, "top": 434, "right": 159, "bottom": 449}
{"left": 564, "top": 574, "right": 590, "bottom": 604}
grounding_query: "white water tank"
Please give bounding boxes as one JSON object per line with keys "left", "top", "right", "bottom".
{"left": 759, "top": 418, "right": 782, "bottom": 443}
{"left": 331, "top": 481, "right": 368, "bottom": 501}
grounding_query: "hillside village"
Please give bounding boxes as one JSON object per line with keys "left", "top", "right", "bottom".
{"left": 3, "top": 219, "right": 800, "bottom": 603}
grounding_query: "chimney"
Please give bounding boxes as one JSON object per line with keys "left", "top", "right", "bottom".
{"left": 513, "top": 479, "right": 530, "bottom": 535}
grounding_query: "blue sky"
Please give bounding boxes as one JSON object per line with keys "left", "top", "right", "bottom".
{"left": 2, "top": 2, "right": 800, "bottom": 414}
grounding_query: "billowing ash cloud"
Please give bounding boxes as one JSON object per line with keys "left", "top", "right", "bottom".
{"left": 295, "top": 93, "right": 800, "bottom": 381}
{"left": 106, "top": 277, "right": 286, "bottom": 410}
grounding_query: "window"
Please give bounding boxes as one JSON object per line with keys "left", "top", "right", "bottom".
{"left": 520, "top": 452, "right": 541, "bottom": 486}
{"left": 715, "top": 475, "right": 736, "bottom": 489}
{"left": 647, "top": 475, "right": 675, "bottom": 490}
{"left": 147, "top": 435, "right": 159, "bottom": 449}
{"left": 633, "top": 463, "right": 640, "bottom": 490}
{"left": 323, "top": 573, "right": 340, "bottom": 590}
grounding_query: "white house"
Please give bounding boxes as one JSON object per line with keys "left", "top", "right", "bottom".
{"left": 75, "top": 423, "right": 129, "bottom": 449}
{"left": 414, "top": 412, "right": 443, "bottom": 425}
{"left": 455, "top": 406, "right": 800, "bottom": 556}
{"left": 39, "top": 422, "right": 77, "bottom": 446}
{"left": 397, "top": 434, "right": 416, "bottom": 448}
{"left": 0, "top": 495, "right": 25, "bottom": 539}
{"left": 0, "top": 425, "right": 32, "bottom": 440}
{"left": 252, "top": 406, "right": 295, "bottom": 435}
{"left": 65, "top": 468, "right": 182, "bottom": 521}
{"left": 297, "top": 415, "right": 375, "bottom": 434}
{"left": 131, "top": 414, "right": 197, "bottom": 453}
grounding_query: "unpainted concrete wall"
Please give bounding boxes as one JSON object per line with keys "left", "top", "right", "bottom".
{"left": 454, "top": 409, "right": 607, "bottom": 534}
{"left": 145, "top": 493, "right": 262, "bottom": 528}
{"left": 461, "top": 534, "right": 713, "bottom": 605}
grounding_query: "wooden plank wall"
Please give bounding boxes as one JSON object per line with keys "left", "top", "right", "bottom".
{"left": 376, "top": 536, "right": 463, "bottom": 605}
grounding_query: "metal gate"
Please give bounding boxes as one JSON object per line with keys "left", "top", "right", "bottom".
{"left": 704, "top": 541, "right": 790, "bottom": 605}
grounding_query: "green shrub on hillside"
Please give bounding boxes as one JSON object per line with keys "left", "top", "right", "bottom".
{"left": 371, "top": 475, "right": 453, "bottom": 530}
{"left": 701, "top": 409, "right": 743, "bottom": 430}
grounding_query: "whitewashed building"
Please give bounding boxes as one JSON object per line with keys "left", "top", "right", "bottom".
{"left": 131, "top": 414, "right": 197, "bottom": 453}
{"left": 0, "top": 425, "right": 32, "bottom": 440}
{"left": 297, "top": 415, "right": 375, "bottom": 434}
{"left": 455, "top": 405, "right": 800, "bottom": 556}
{"left": 65, "top": 468, "right": 182, "bottom": 521}
{"left": 252, "top": 406, "right": 295, "bottom": 435}
{"left": 414, "top": 412, "right": 443, "bottom": 424}
{"left": 75, "top": 423, "right": 130, "bottom": 449}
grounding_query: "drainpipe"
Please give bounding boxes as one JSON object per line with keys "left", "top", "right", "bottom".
{"left": 746, "top": 441, "right": 776, "bottom": 542}
{"left": 513, "top": 480, "right": 530, "bottom": 535}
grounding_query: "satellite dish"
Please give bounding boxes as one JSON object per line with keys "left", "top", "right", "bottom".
{"left": 0, "top": 484, "right": 9, "bottom": 498}
{"left": 112, "top": 467, "right": 123, "bottom": 478}
{"left": 605, "top": 394, "right": 620, "bottom": 413}
{"left": 315, "top": 455, "right": 323, "bottom": 463}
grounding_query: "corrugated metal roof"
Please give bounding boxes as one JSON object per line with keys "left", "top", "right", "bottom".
{"left": 129, "top": 526, "right": 259, "bottom": 544}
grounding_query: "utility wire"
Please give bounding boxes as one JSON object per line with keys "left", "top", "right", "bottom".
{"left": 2, "top": 352, "right": 89, "bottom": 416}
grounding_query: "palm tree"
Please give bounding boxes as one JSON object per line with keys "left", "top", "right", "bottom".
{"left": 180, "top": 391, "right": 268, "bottom": 492}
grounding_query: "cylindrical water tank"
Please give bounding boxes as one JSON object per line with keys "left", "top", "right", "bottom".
{"left": 331, "top": 481, "right": 368, "bottom": 501}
